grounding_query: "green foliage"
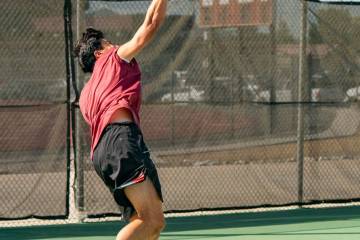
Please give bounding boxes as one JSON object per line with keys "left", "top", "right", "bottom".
{"left": 309, "top": 8, "right": 360, "bottom": 90}
{"left": 276, "top": 20, "right": 296, "bottom": 44}
{"left": 309, "top": 23, "right": 322, "bottom": 44}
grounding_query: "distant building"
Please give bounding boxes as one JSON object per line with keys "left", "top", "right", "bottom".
{"left": 199, "top": 0, "right": 273, "bottom": 28}
{"left": 33, "top": 1, "right": 195, "bottom": 33}
{"left": 87, "top": 1, "right": 194, "bottom": 16}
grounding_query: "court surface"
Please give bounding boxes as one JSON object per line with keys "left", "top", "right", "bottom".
{"left": 2, "top": 206, "right": 360, "bottom": 240}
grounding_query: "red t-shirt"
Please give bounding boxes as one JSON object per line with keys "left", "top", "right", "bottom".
{"left": 79, "top": 46, "right": 142, "bottom": 160}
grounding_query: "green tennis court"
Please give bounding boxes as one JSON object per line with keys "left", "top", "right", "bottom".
{"left": 2, "top": 206, "right": 360, "bottom": 240}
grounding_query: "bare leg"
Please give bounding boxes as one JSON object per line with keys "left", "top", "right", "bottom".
{"left": 116, "top": 178, "right": 165, "bottom": 240}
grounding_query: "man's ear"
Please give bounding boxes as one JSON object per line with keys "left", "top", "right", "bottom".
{"left": 94, "top": 50, "right": 102, "bottom": 59}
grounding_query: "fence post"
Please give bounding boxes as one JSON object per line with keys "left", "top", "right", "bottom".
{"left": 297, "top": 0, "right": 308, "bottom": 205}
{"left": 63, "top": 0, "right": 72, "bottom": 219}
{"left": 268, "top": 0, "right": 277, "bottom": 135}
{"left": 75, "top": 0, "right": 86, "bottom": 220}
{"left": 171, "top": 71, "right": 175, "bottom": 145}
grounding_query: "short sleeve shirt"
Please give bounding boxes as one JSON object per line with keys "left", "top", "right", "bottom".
{"left": 79, "top": 47, "right": 142, "bottom": 160}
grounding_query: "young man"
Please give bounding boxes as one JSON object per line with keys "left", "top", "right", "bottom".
{"left": 74, "top": 0, "right": 167, "bottom": 239}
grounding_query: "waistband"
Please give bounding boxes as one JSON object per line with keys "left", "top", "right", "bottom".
{"left": 104, "top": 121, "right": 140, "bottom": 133}
{"left": 111, "top": 119, "right": 134, "bottom": 124}
{"left": 94, "top": 121, "right": 141, "bottom": 155}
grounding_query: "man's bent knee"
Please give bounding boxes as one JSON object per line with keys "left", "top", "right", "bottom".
{"left": 141, "top": 211, "right": 165, "bottom": 236}
{"left": 149, "top": 218, "right": 165, "bottom": 236}
{"left": 124, "top": 178, "right": 165, "bottom": 237}
{"left": 153, "top": 213, "right": 166, "bottom": 233}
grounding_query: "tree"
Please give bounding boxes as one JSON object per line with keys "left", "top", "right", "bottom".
{"left": 276, "top": 20, "right": 296, "bottom": 44}
{"left": 309, "top": 8, "right": 360, "bottom": 90}
{"left": 309, "top": 23, "right": 323, "bottom": 44}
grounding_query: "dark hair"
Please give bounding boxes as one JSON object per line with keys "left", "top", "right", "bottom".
{"left": 74, "top": 28, "right": 104, "bottom": 73}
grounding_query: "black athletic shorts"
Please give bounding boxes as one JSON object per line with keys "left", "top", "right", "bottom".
{"left": 92, "top": 122, "right": 163, "bottom": 221}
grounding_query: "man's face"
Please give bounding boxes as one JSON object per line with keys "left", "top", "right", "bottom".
{"left": 94, "top": 39, "right": 114, "bottom": 59}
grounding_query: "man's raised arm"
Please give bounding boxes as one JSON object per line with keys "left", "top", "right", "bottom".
{"left": 117, "top": 0, "right": 167, "bottom": 61}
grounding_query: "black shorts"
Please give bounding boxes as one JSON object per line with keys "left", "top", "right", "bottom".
{"left": 92, "top": 122, "right": 163, "bottom": 221}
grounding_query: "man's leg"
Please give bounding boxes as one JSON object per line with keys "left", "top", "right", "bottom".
{"left": 116, "top": 178, "right": 165, "bottom": 240}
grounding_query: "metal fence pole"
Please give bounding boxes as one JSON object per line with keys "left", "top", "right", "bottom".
{"left": 75, "top": 0, "right": 86, "bottom": 218}
{"left": 297, "top": 0, "right": 308, "bottom": 205}
{"left": 63, "top": 0, "right": 72, "bottom": 218}
{"left": 171, "top": 71, "right": 175, "bottom": 145}
{"left": 269, "top": 0, "right": 277, "bottom": 135}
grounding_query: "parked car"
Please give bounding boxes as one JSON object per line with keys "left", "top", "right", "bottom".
{"left": 254, "top": 89, "right": 292, "bottom": 102}
{"left": 161, "top": 86, "right": 205, "bottom": 103}
{"left": 311, "top": 87, "right": 345, "bottom": 103}
{"left": 344, "top": 86, "right": 360, "bottom": 102}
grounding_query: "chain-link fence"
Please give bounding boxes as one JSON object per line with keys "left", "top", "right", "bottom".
{"left": 1, "top": 0, "right": 360, "bottom": 225}
{"left": 76, "top": 0, "right": 360, "bottom": 217}
{"left": 0, "top": 0, "right": 70, "bottom": 221}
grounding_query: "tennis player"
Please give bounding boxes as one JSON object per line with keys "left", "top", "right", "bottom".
{"left": 74, "top": 0, "right": 167, "bottom": 239}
